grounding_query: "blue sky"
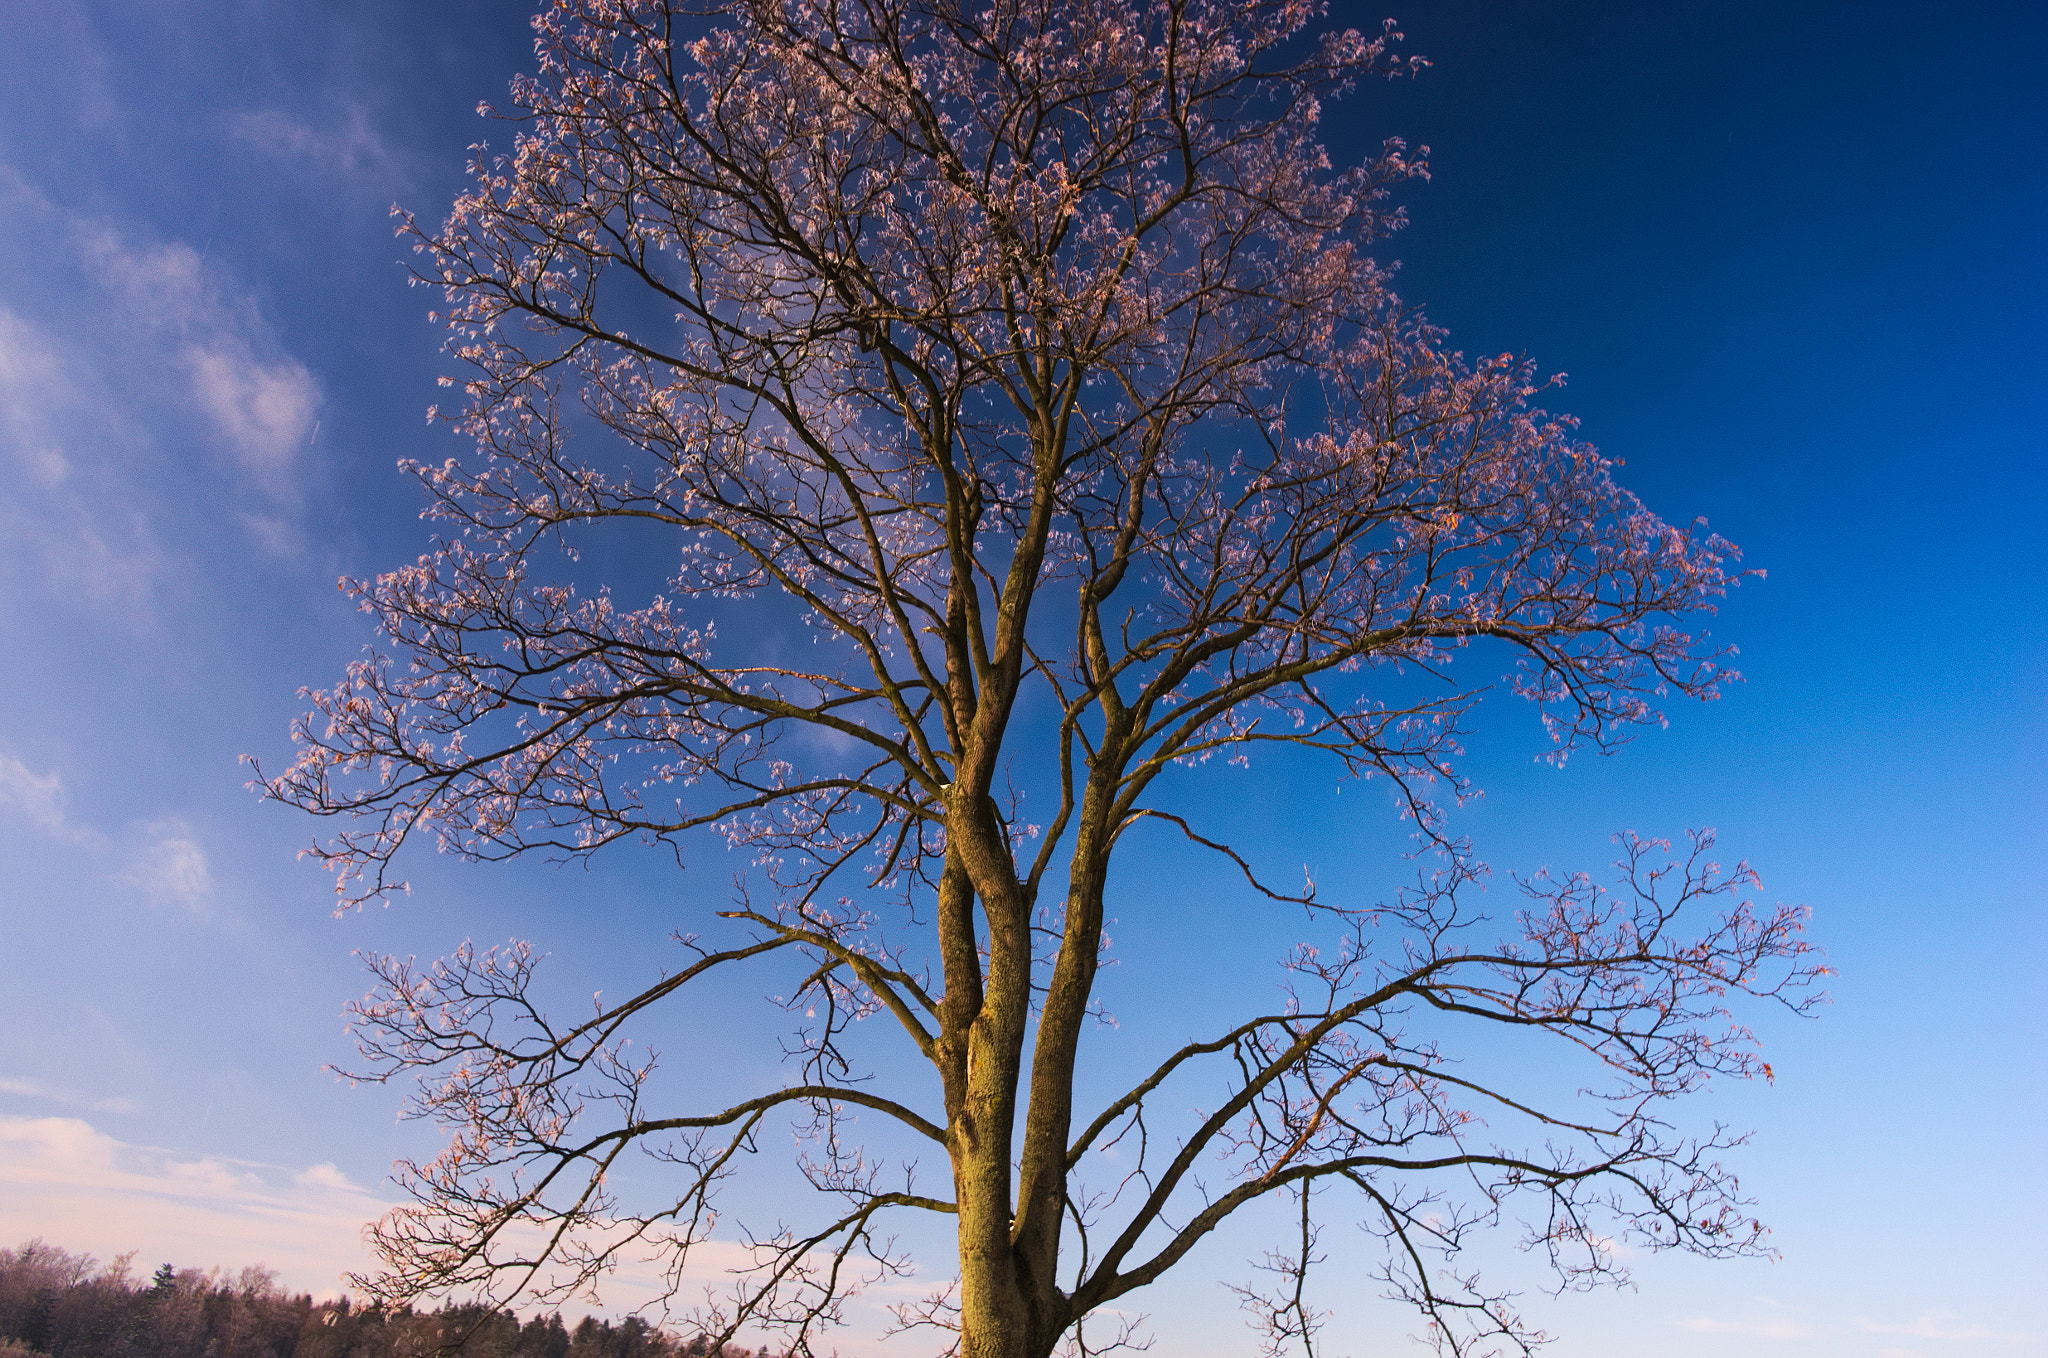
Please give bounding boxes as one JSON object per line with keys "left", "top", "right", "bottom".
{"left": 0, "top": 2, "right": 2040, "bottom": 1355}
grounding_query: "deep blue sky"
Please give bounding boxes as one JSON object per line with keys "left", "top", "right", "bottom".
{"left": 0, "top": 3, "right": 2040, "bottom": 1355}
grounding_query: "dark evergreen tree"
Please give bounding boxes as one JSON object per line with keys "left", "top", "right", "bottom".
{"left": 18, "top": 1290, "right": 53, "bottom": 1355}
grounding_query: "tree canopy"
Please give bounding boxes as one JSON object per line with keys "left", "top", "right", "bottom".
{"left": 259, "top": 2, "right": 1820, "bottom": 1355}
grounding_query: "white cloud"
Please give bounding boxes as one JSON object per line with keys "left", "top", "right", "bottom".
{"left": 1677, "top": 1315, "right": 1814, "bottom": 1339}
{"left": 0, "top": 752, "right": 66, "bottom": 833}
{"left": 0, "top": 304, "right": 67, "bottom": 427}
{"left": 1576, "top": 1230, "right": 1633, "bottom": 1261}
{"left": 184, "top": 340, "right": 319, "bottom": 485}
{"left": 0, "top": 756, "right": 226, "bottom": 912}
{"left": 130, "top": 823, "right": 213, "bottom": 907}
{"left": 0, "top": 304, "right": 167, "bottom": 609}
{"left": 0, "top": 752, "right": 103, "bottom": 846}
{"left": 293, "top": 1162, "right": 357, "bottom": 1192}
{"left": 227, "top": 104, "right": 388, "bottom": 173}
{"left": 28, "top": 444, "right": 67, "bottom": 486}
{"left": 78, "top": 226, "right": 320, "bottom": 499}
{"left": 0, "top": 307, "right": 105, "bottom": 536}
{"left": 0, "top": 303, "right": 166, "bottom": 604}
{"left": 0, "top": 1115, "right": 389, "bottom": 1298}
{"left": 81, "top": 228, "right": 205, "bottom": 327}
{"left": 240, "top": 511, "right": 302, "bottom": 557}
{"left": 0, "top": 301, "right": 177, "bottom": 610}
{"left": 0, "top": 169, "right": 325, "bottom": 621}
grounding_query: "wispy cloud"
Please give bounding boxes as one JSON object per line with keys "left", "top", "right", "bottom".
{"left": 0, "top": 1115, "right": 389, "bottom": 1297}
{"left": 0, "top": 754, "right": 219, "bottom": 910}
{"left": 227, "top": 104, "right": 389, "bottom": 174}
{"left": 185, "top": 343, "right": 320, "bottom": 486}
{"left": 1857, "top": 1311, "right": 2032, "bottom": 1343}
{"left": 0, "top": 303, "right": 165, "bottom": 610}
{"left": 0, "top": 303, "right": 69, "bottom": 456}
{"left": 0, "top": 159, "right": 325, "bottom": 616}
{"left": 0, "top": 752, "right": 67, "bottom": 834}
{"left": 1676, "top": 1308, "right": 2037, "bottom": 1351}
{"left": 0, "top": 752, "right": 104, "bottom": 847}
{"left": 1677, "top": 1315, "right": 1815, "bottom": 1340}
{"left": 0, "top": 1077, "right": 138, "bottom": 1116}
{"left": 128, "top": 821, "right": 214, "bottom": 908}
{"left": 81, "top": 225, "right": 321, "bottom": 502}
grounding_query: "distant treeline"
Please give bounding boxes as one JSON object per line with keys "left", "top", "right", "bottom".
{"left": 0, "top": 1243, "right": 779, "bottom": 1358}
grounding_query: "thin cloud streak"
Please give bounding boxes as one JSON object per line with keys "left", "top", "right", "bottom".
{"left": 1856, "top": 1311, "right": 2033, "bottom": 1344}
{"left": 1677, "top": 1315, "right": 1814, "bottom": 1340}
{"left": 0, "top": 1078, "right": 138, "bottom": 1116}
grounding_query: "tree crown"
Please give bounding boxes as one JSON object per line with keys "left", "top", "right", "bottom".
{"left": 257, "top": 4, "right": 1814, "bottom": 1356}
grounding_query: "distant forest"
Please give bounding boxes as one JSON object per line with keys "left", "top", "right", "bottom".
{"left": 0, "top": 1243, "right": 781, "bottom": 1358}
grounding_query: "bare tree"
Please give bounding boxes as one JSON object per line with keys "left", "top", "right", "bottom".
{"left": 259, "top": 2, "right": 1821, "bottom": 1355}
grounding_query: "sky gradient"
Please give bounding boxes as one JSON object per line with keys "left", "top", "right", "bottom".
{"left": 0, "top": 3, "right": 2041, "bottom": 1356}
